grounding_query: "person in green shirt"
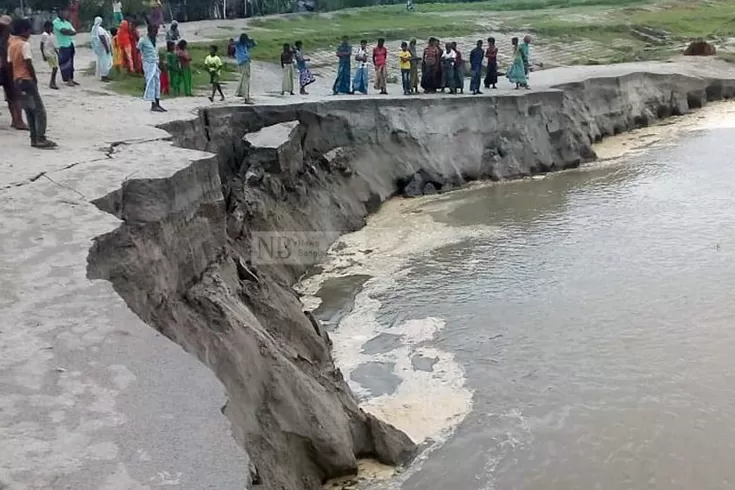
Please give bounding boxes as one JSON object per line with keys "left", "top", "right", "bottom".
{"left": 165, "top": 41, "right": 180, "bottom": 96}
{"left": 204, "top": 44, "right": 224, "bottom": 102}
{"left": 52, "top": 8, "right": 77, "bottom": 86}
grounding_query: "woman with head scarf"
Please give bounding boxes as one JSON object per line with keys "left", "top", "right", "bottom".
{"left": 408, "top": 38, "right": 419, "bottom": 93}
{"left": 507, "top": 37, "right": 528, "bottom": 89}
{"left": 166, "top": 21, "right": 180, "bottom": 43}
{"left": 91, "top": 17, "right": 113, "bottom": 81}
{"left": 332, "top": 36, "right": 352, "bottom": 95}
{"left": 117, "top": 18, "right": 134, "bottom": 72}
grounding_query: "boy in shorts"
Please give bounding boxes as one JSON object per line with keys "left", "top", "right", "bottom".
{"left": 40, "top": 20, "right": 59, "bottom": 89}
{"left": 204, "top": 44, "right": 224, "bottom": 102}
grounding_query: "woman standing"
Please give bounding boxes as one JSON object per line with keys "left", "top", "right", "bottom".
{"left": 91, "top": 17, "right": 113, "bottom": 81}
{"left": 149, "top": 0, "right": 164, "bottom": 28}
{"left": 176, "top": 39, "right": 192, "bottom": 96}
{"left": 408, "top": 38, "right": 419, "bottom": 94}
{"left": 421, "top": 37, "right": 441, "bottom": 93}
{"left": 352, "top": 39, "right": 369, "bottom": 95}
{"left": 332, "top": 36, "right": 352, "bottom": 95}
{"left": 280, "top": 43, "right": 295, "bottom": 96}
{"left": 129, "top": 19, "right": 142, "bottom": 74}
{"left": 68, "top": 0, "right": 81, "bottom": 31}
{"left": 506, "top": 37, "right": 528, "bottom": 89}
{"left": 137, "top": 24, "right": 166, "bottom": 111}
{"left": 117, "top": 18, "right": 133, "bottom": 71}
{"left": 294, "top": 41, "right": 315, "bottom": 95}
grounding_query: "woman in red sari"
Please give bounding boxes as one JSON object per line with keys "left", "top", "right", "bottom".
{"left": 117, "top": 19, "right": 134, "bottom": 72}
{"left": 68, "top": 0, "right": 81, "bottom": 31}
{"left": 128, "top": 19, "right": 143, "bottom": 74}
{"left": 421, "top": 37, "right": 442, "bottom": 93}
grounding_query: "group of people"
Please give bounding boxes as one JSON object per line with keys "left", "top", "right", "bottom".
{"left": 332, "top": 34, "right": 532, "bottom": 96}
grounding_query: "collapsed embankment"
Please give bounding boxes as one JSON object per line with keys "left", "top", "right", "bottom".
{"left": 86, "top": 72, "right": 735, "bottom": 489}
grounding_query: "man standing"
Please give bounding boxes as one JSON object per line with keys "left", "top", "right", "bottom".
{"left": 469, "top": 39, "right": 483, "bottom": 95}
{"left": 8, "top": 18, "right": 56, "bottom": 148}
{"left": 372, "top": 37, "right": 388, "bottom": 95}
{"left": 484, "top": 36, "right": 498, "bottom": 89}
{"left": 137, "top": 24, "right": 166, "bottom": 112}
{"left": 53, "top": 8, "right": 78, "bottom": 86}
{"left": 0, "top": 15, "right": 26, "bottom": 129}
{"left": 234, "top": 34, "right": 256, "bottom": 103}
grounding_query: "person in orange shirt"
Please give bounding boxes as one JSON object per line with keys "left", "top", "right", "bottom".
{"left": 8, "top": 18, "right": 56, "bottom": 148}
{"left": 117, "top": 18, "right": 134, "bottom": 71}
{"left": 110, "top": 27, "right": 123, "bottom": 73}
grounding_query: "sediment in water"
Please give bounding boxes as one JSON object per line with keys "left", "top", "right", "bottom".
{"left": 85, "top": 71, "right": 735, "bottom": 489}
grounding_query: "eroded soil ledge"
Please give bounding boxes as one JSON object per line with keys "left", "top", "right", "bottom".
{"left": 86, "top": 72, "right": 734, "bottom": 489}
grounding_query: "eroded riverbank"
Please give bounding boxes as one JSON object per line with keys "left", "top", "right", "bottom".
{"left": 302, "top": 99, "right": 735, "bottom": 489}
{"left": 4, "top": 59, "right": 735, "bottom": 490}
{"left": 87, "top": 69, "right": 735, "bottom": 489}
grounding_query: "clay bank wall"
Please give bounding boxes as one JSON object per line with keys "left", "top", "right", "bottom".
{"left": 86, "top": 72, "right": 735, "bottom": 489}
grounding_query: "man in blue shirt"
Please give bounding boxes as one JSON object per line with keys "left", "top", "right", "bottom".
{"left": 469, "top": 39, "right": 484, "bottom": 95}
{"left": 234, "top": 34, "right": 255, "bottom": 104}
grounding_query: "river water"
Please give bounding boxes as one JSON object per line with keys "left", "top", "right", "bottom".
{"left": 303, "top": 102, "right": 735, "bottom": 490}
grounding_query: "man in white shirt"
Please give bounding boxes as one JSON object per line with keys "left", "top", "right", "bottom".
{"left": 440, "top": 42, "right": 456, "bottom": 94}
{"left": 40, "top": 20, "right": 59, "bottom": 89}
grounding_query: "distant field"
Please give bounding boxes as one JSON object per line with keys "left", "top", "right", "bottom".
{"left": 236, "top": 0, "right": 733, "bottom": 63}
{"left": 103, "top": 0, "right": 735, "bottom": 95}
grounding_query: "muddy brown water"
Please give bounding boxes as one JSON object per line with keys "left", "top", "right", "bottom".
{"left": 313, "top": 107, "right": 735, "bottom": 489}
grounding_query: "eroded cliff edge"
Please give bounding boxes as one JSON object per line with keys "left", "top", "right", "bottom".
{"left": 86, "top": 72, "right": 734, "bottom": 489}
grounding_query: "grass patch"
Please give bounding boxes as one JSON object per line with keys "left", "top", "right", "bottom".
{"left": 414, "top": 0, "right": 647, "bottom": 12}
{"left": 243, "top": 9, "right": 480, "bottom": 61}
{"left": 624, "top": 2, "right": 735, "bottom": 39}
{"left": 102, "top": 42, "right": 237, "bottom": 97}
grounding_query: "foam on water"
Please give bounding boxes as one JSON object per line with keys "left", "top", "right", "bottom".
{"left": 298, "top": 197, "right": 500, "bottom": 450}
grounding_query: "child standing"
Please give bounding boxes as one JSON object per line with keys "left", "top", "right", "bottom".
{"left": 159, "top": 51, "right": 169, "bottom": 95}
{"left": 39, "top": 20, "right": 59, "bottom": 89}
{"left": 110, "top": 27, "right": 122, "bottom": 73}
{"left": 176, "top": 39, "right": 192, "bottom": 96}
{"left": 280, "top": 43, "right": 295, "bottom": 96}
{"left": 399, "top": 41, "right": 412, "bottom": 95}
{"left": 204, "top": 44, "right": 224, "bottom": 102}
{"left": 166, "top": 41, "right": 180, "bottom": 96}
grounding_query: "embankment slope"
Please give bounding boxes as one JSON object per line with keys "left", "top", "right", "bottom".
{"left": 86, "top": 68, "right": 735, "bottom": 489}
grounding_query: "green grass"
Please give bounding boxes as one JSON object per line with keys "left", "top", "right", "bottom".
{"left": 243, "top": 8, "right": 480, "bottom": 61}
{"left": 102, "top": 43, "right": 237, "bottom": 97}
{"left": 625, "top": 2, "right": 735, "bottom": 39}
{"left": 413, "top": 0, "right": 646, "bottom": 12}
